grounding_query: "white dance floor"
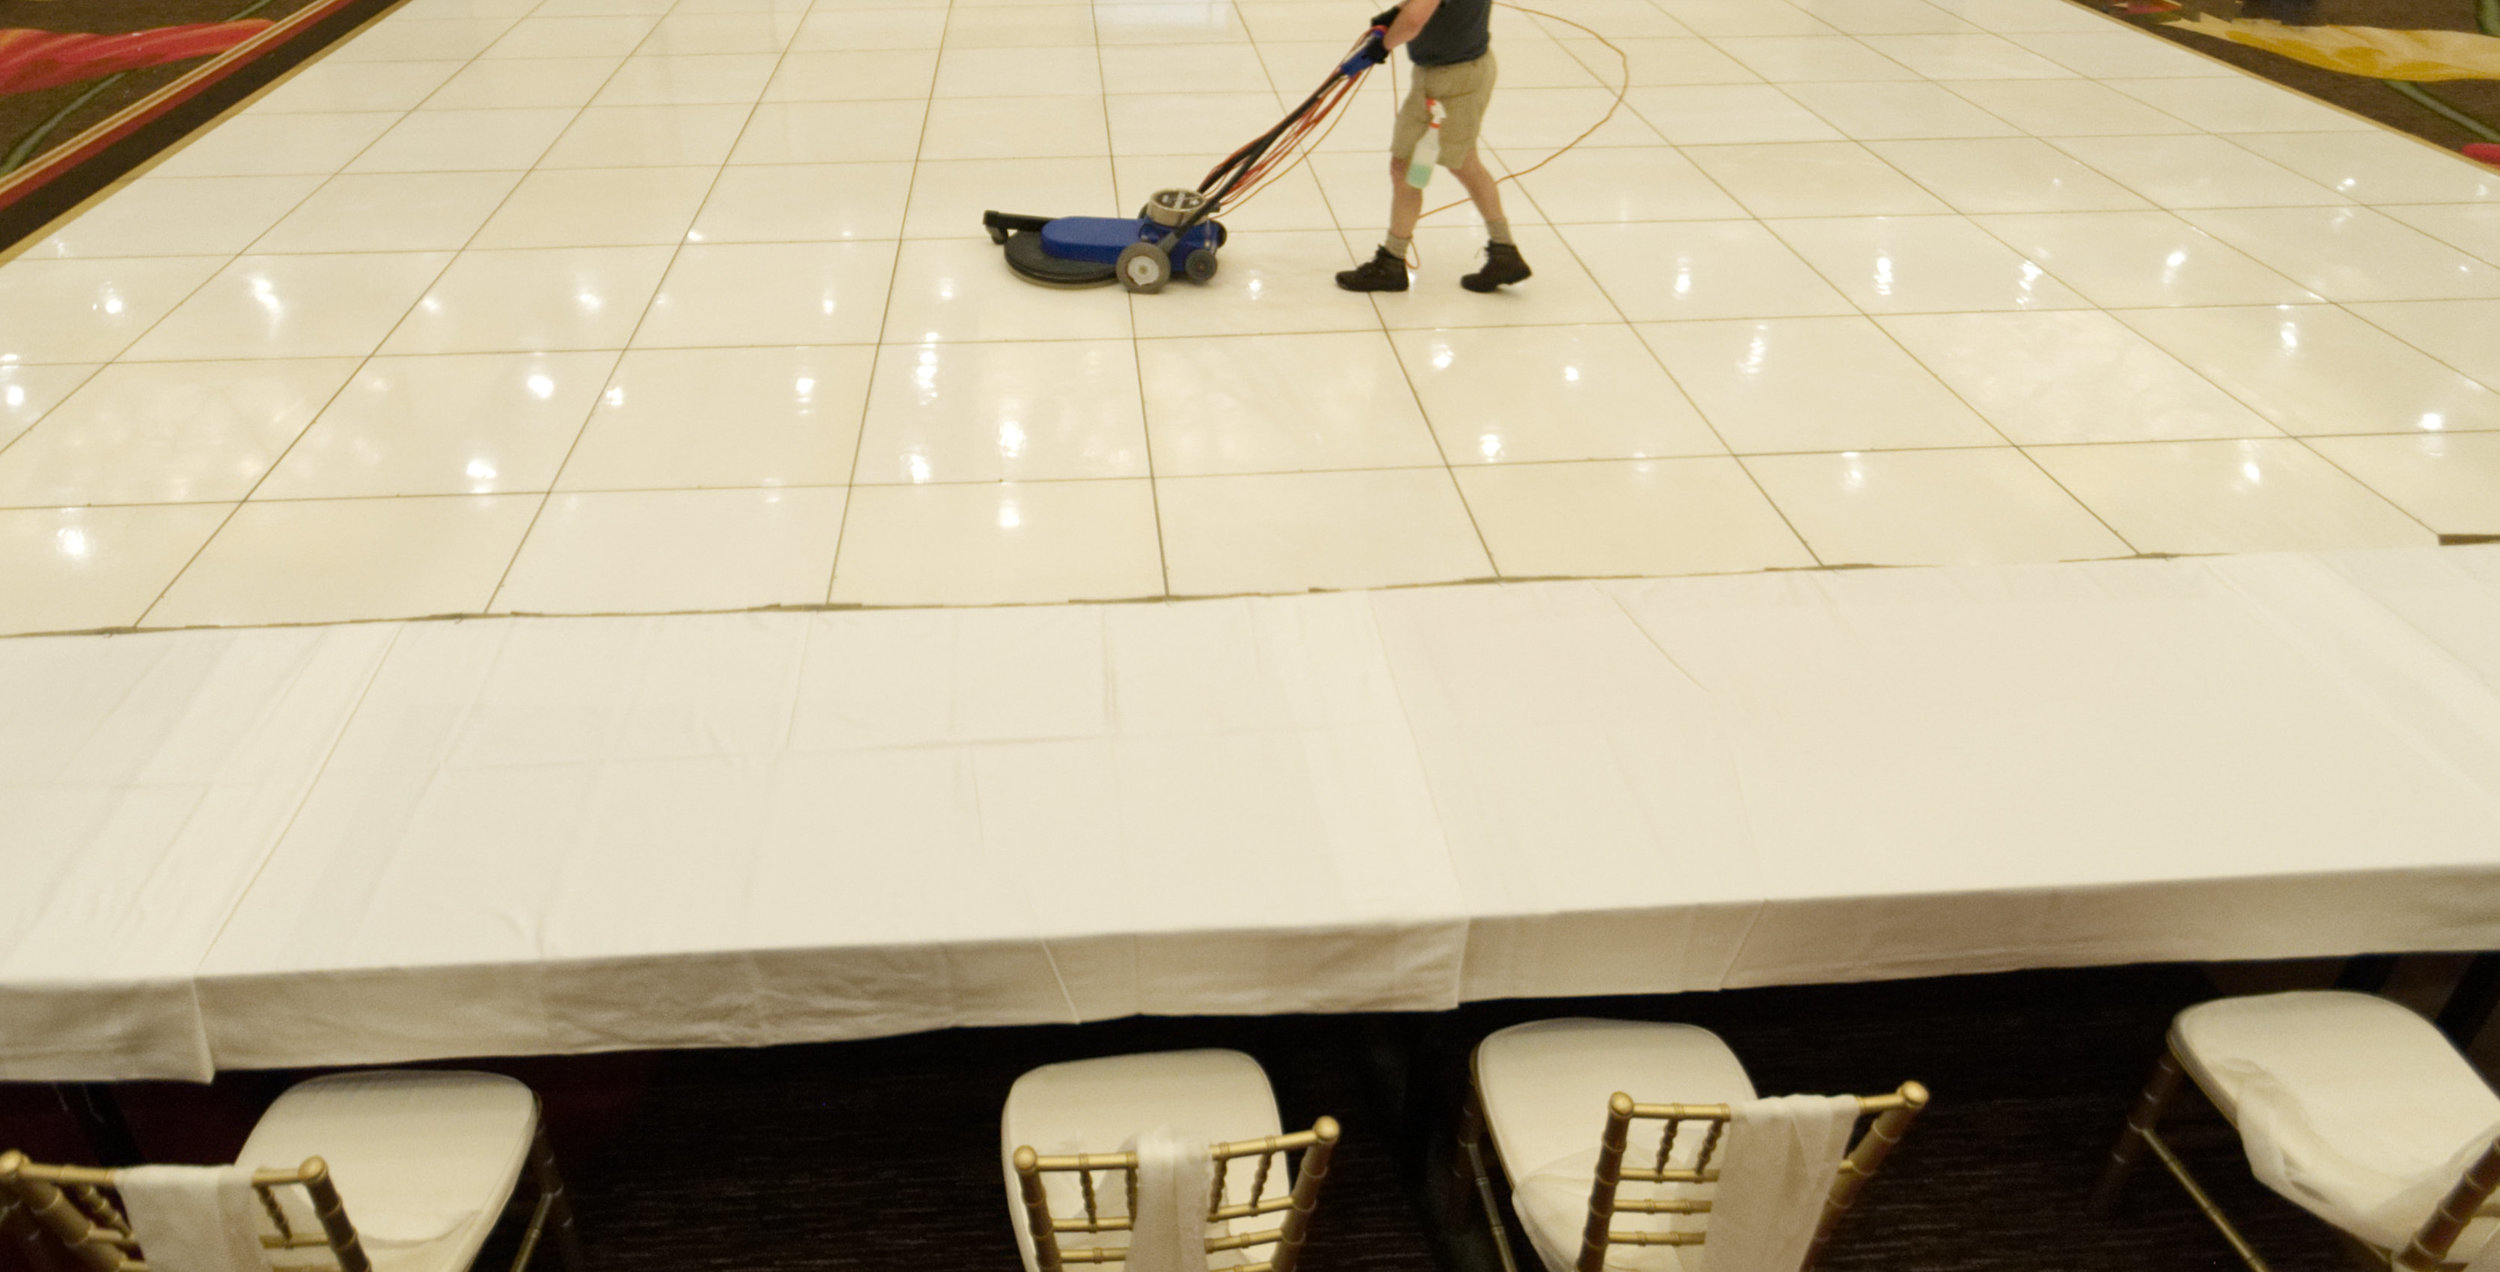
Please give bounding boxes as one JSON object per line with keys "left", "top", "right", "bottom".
{"left": 4, "top": 0, "right": 2500, "bottom": 636}
{"left": 8, "top": 544, "right": 2499, "bottom": 1081}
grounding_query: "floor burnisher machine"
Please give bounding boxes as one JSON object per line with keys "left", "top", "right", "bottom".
{"left": 982, "top": 18, "right": 1391, "bottom": 293}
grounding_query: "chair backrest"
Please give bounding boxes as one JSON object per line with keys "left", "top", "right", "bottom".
{"left": 1574, "top": 1082, "right": 1927, "bottom": 1272}
{"left": 2399, "top": 1133, "right": 2500, "bottom": 1271}
{"left": 0, "top": 1151, "right": 371, "bottom": 1272}
{"left": 1010, "top": 1117, "right": 1340, "bottom": 1272}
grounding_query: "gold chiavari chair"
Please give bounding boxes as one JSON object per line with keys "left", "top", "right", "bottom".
{"left": 1002, "top": 1049, "right": 1339, "bottom": 1272}
{"left": 2093, "top": 990, "right": 2500, "bottom": 1272}
{"left": 2, "top": 1070, "right": 581, "bottom": 1272}
{"left": 1457, "top": 1019, "right": 1927, "bottom": 1272}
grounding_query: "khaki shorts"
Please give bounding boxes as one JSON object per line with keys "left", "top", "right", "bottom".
{"left": 1391, "top": 50, "right": 1496, "bottom": 166}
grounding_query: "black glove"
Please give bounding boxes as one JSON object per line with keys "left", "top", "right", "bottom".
{"left": 1340, "top": 27, "right": 1388, "bottom": 74}
{"left": 1370, "top": 5, "right": 1401, "bottom": 27}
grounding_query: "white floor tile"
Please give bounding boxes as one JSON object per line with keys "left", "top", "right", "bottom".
{"left": 0, "top": 504, "right": 232, "bottom": 635}
{"left": 474, "top": 167, "right": 718, "bottom": 248}
{"left": 382, "top": 246, "right": 672, "bottom": 354}
{"left": 1685, "top": 142, "right": 1951, "bottom": 217}
{"left": 2178, "top": 206, "right": 2500, "bottom": 302}
{"left": 1139, "top": 331, "right": 1441, "bottom": 475}
{"left": 1779, "top": 80, "right": 2023, "bottom": 139}
{"left": 0, "top": 365, "right": 96, "bottom": 448}
{"left": 2104, "top": 77, "right": 2373, "bottom": 134}
{"left": 922, "top": 97, "right": 1112, "bottom": 161}
{"left": 257, "top": 60, "right": 465, "bottom": 113}
{"left": 691, "top": 163, "right": 912, "bottom": 243}
{"left": 1511, "top": 146, "right": 1748, "bottom": 222}
{"left": 1562, "top": 37, "right": 1757, "bottom": 85}
{"left": 2344, "top": 300, "right": 2500, "bottom": 390}
{"left": 1770, "top": 214, "right": 2090, "bottom": 312}
{"left": 125, "top": 254, "right": 449, "bottom": 361}
{"left": 1857, "top": 33, "right": 2072, "bottom": 78}
{"left": 1142, "top": 154, "right": 1336, "bottom": 231}
{"left": 484, "top": 15, "right": 660, "bottom": 58}
{"left": 327, "top": 16, "right": 515, "bottom": 62}
{"left": 764, "top": 50, "right": 940, "bottom": 101}
{"left": 1868, "top": 137, "right": 2148, "bottom": 213}
{"left": 1791, "top": 0, "right": 1977, "bottom": 36}
{"left": 253, "top": 172, "right": 523, "bottom": 254}
{"left": 2026, "top": 438, "right": 2431, "bottom": 554}
{"left": 1747, "top": 446, "right": 2129, "bottom": 564}
{"left": 789, "top": 7, "right": 946, "bottom": 49}
{"left": 1969, "top": 210, "right": 2319, "bottom": 308}
{"left": 1713, "top": 35, "right": 1919, "bottom": 81}
{"left": 423, "top": 58, "right": 623, "bottom": 110}
{"left": 256, "top": 352, "right": 613, "bottom": 499}
{"left": 0, "top": 360, "right": 356, "bottom": 507}
{"left": 935, "top": 47, "right": 1103, "bottom": 98}
{"left": 346, "top": 108, "right": 577, "bottom": 173}
{"left": 495, "top": 487, "right": 845, "bottom": 613}
{"left": 558, "top": 346, "right": 872, "bottom": 490}
{"left": 2230, "top": 132, "right": 2500, "bottom": 206}
{"left": 731, "top": 101, "right": 928, "bottom": 164}
{"left": 25, "top": 176, "right": 323, "bottom": 260}
{"left": 834, "top": 480, "right": 1165, "bottom": 605}
{"left": 1653, "top": 0, "right": 1837, "bottom": 37}
{"left": 1394, "top": 324, "right": 1724, "bottom": 463}
{"left": 146, "top": 494, "right": 540, "bottom": 627}
{"left": 1096, "top": 2, "right": 1253, "bottom": 44}
{"left": 2050, "top": 135, "right": 2344, "bottom": 209}
{"left": 1941, "top": 79, "right": 2196, "bottom": 137}
{"left": 146, "top": 113, "right": 399, "bottom": 178}
{"left": 0, "top": 257, "right": 224, "bottom": 364}
{"left": 541, "top": 104, "right": 752, "bottom": 168}
{"left": 1107, "top": 94, "right": 1289, "bottom": 158}
{"left": 1128, "top": 231, "right": 1376, "bottom": 340}
{"left": 2117, "top": 305, "right": 2500, "bottom": 437}
{"left": 1918, "top": 0, "right": 2110, "bottom": 32}
{"left": 2381, "top": 204, "right": 2500, "bottom": 267}
{"left": 635, "top": 242, "right": 898, "bottom": 348}
{"left": 1561, "top": 221, "right": 1854, "bottom": 320}
{"left": 1489, "top": 87, "right": 1667, "bottom": 152}
{"left": 884, "top": 239, "right": 1134, "bottom": 342}
{"left": 1457, "top": 457, "right": 1814, "bottom": 576}
{"left": 944, "top": 5, "right": 1096, "bottom": 47}
{"left": 1098, "top": 43, "right": 1272, "bottom": 94}
{"left": 593, "top": 53, "right": 781, "bottom": 105}
{"left": 2305, "top": 433, "right": 2500, "bottom": 536}
{"left": 2002, "top": 30, "right": 2234, "bottom": 78}
{"left": 856, "top": 340, "right": 1148, "bottom": 483}
{"left": 632, "top": 10, "right": 803, "bottom": 54}
{"left": 1159, "top": 468, "right": 1491, "bottom": 594}
{"left": 1640, "top": 315, "right": 1999, "bottom": 451}
{"left": 907, "top": 157, "right": 1118, "bottom": 239}
{"left": 1626, "top": 85, "right": 1844, "bottom": 144}
{"left": 1880, "top": 310, "right": 2275, "bottom": 444}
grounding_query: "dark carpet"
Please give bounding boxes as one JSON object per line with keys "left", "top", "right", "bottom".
{"left": 2, "top": 963, "right": 2422, "bottom": 1272}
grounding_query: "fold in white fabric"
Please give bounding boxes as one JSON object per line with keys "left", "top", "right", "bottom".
{"left": 118, "top": 1165, "right": 271, "bottom": 1272}
{"left": 1124, "top": 1127, "right": 1214, "bottom": 1272}
{"left": 2224, "top": 1061, "right": 2500, "bottom": 1250}
{"left": 1706, "top": 1095, "right": 1859, "bottom": 1272}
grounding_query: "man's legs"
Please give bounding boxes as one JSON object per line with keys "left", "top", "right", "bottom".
{"left": 1449, "top": 147, "right": 1529, "bottom": 291}
{"left": 1336, "top": 155, "right": 1425, "bottom": 291}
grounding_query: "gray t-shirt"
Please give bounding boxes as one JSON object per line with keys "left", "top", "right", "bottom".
{"left": 1405, "top": 0, "right": 1490, "bottom": 67}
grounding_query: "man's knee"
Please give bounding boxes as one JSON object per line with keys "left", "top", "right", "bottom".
{"left": 1389, "top": 156, "right": 1410, "bottom": 180}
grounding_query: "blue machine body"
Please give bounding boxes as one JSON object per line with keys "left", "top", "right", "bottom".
{"left": 1039, "top": 215, "right": 1226, "bottom": 264}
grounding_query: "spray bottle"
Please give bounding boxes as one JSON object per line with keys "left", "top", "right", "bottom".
{"left": 1406, "top": 99, "right": 1444, "bottom": 189}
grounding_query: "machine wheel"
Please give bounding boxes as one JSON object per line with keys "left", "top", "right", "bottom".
{"left": 1116, "top": 242, "right": 1170, "bottom": 294}
{"left": 1183, "top": 249, "right": 1219, "bottom": 284}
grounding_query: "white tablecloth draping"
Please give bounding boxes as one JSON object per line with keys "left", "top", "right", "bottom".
{"left": 7, "top": 547, "right": 2500, "bottom": 1082}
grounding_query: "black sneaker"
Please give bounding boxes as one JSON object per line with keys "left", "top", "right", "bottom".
{"left": 1461, "top": 241, "right": 1531, "bottom": 292}
{"left": 1334, "top": 247, "right": 1409, "bottom": 293}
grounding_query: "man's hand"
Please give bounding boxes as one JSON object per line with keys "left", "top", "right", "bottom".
{"left": 1340, "top": 26, "right": 1388, "bottom": 74}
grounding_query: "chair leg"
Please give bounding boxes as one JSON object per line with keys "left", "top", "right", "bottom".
{"left": 2091, "top": 1049, "right": 2185, "bottom": 1217}
{"left": 518, "top": 1126, "right": 586, "bottom": 1272}
{"left": 1457, "top": 1090, "right": 1521, "bottom": 1272}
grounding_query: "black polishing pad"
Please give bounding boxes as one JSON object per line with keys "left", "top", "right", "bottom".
{"left": 1002, "top": 230, "right": 1117, "bottom": 286}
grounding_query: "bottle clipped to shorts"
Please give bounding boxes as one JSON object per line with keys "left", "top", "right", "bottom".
{"left": 1407, "top": 99, "right": 1444, "bottom": 189}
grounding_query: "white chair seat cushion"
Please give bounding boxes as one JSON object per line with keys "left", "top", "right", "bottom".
{"left": 1475, "top": 1020, "right": 1757, "bottom": 1272}
{"left": 2174, "top": 991, "right": 2500, "bottom": 1250}
{"left": 999, "top": 1050, "right": 1286, "bottom": 1272}
{"left": 239, "top": 1070, "right": 537, "bottom": 1272}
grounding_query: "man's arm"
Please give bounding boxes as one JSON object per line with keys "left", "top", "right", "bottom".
{"left": 1382, "top": 0, "right": 1440, "bottom": 49}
